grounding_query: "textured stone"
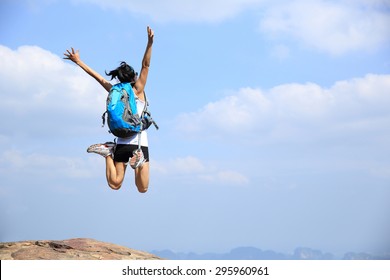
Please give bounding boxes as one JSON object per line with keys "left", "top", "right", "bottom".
{"left": 0, "top": 238, "right": 162, "bottom": 260}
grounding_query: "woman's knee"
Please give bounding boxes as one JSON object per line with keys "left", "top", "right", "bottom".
{"left": 108, "top": 181, "right": 122, "bottom": 190}
{"left": 137, "top": 184, "right": 148, "bottom": 193}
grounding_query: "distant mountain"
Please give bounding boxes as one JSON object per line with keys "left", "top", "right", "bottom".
{"left": 152, "top": 246, "right": 390, "bottom": 260}
{"left": 343, "top": 252, "right": 390, "bottom": 260}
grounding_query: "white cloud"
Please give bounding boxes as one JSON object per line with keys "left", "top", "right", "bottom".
{"left": 259, "top": 0, "right": 390, "bottom": 55}
{"left": 177, "top": 87, "right": 271, "bottom": 134}
{"left": 0, "top": 45, "right": 106, "bottom": 138}
{"left": 176, "top": 74, "right": 390, "bottom": 145}
{"left": 0, "top": 45, "right": 110, "bottom": 191}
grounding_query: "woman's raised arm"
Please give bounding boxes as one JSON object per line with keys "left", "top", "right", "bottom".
{"left": 64, "top": 48, "right": 112, "bottom": 92}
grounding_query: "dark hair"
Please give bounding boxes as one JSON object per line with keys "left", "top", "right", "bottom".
{"left": 105, "top": 62, "right": 137, "bottom": 84}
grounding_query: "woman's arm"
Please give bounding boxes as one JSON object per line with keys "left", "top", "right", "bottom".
{"left": 133, "top": 26, "right": 154, "bottom": 97}
{"left": 64, "top": 48, "right": 112, "bottom": 92}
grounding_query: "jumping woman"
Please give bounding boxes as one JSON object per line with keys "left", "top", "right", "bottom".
{"left": 64, "top": 26, "right": 154, "bottom": 193}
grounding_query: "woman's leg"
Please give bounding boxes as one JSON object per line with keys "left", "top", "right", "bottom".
{"left": 129, "top": 146, "right": 150, "bottom": 193}
{"left": 105, "top": 155, "right": 127, "bottom": 190}
{"left": 87, "top": 142, "right": 126, "bottom": 190}
{"left": 134, "top": 162, "right": 149, "bottom": 193}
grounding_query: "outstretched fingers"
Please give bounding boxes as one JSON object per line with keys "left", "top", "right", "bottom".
{"left": 63, "top": 48, "right": 79, "bottom": 61}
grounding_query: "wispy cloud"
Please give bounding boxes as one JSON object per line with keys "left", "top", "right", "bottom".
{"left": 259, "top": 0, "right": 390, "bottom": 55}
{"left": 0, "top": 149, "right": 98, "bottom": 179}
{"left": 152, "top": 156, "right": 250, "bottom": 186}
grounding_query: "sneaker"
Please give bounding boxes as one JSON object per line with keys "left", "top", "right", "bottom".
{"left": 130, "top": 149, "right": 146, "bottom": 169}
{"left": 87, "top": 142, "right": 115, "bottom": 158}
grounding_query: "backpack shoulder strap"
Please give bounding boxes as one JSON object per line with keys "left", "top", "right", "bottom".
{"left": 141, "top": 91, "right": 148, "bottom": 116}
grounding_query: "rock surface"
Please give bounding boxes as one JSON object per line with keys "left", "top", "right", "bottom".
{"left": 0, "top": 238, "right": 162, "bottom": 260}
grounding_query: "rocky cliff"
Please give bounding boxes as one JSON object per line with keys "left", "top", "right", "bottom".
{"left": 0, "top": 238, "right": 162, "bottom": 260}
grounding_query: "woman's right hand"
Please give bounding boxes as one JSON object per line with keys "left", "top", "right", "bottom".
{"left": 63, "top": 47, "right": 81, "bottom": 64}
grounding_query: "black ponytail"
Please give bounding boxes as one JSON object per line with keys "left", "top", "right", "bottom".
{"left": 105, "top": 62, "right": 136, "bottom": 84}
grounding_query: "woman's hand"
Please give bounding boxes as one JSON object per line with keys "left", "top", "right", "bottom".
{"left": 63, "top": 47, "right": 81, "bottom": 64}
{"left": 147, "top": 26, "right": 154, "bottom": 46}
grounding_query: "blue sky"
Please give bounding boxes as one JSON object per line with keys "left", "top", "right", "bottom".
{"left": 1, "top": 0, "right": 390, "bottom": 257}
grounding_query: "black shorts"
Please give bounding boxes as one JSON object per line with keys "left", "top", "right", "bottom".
{"left": 114, "top": 144, "right": 149, "bottom": 163}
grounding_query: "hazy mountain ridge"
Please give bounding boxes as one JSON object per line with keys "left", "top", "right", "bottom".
{"left": 152, "top": 246, "right": 390, "bottom": 260}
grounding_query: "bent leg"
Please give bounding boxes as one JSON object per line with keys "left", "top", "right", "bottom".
{"left": 134, "top": 162, "right": 149, "bottom": 193}
{"left": 105, "top": 155, "right": 126, "bottom": 190}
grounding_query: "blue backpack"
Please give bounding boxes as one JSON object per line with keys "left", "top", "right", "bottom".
{"left": 102, "top": 82, "right": 158, "bottom": 138}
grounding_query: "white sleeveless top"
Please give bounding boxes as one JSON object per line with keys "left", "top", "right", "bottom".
{"left": 116, "top": 96, "right": 148, "bottom": 147}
